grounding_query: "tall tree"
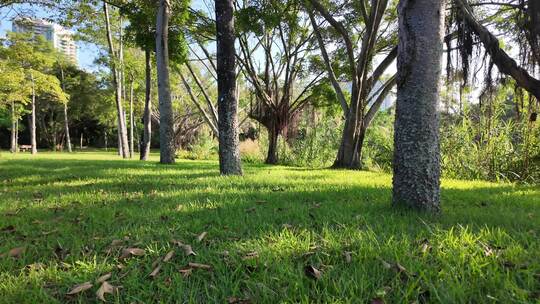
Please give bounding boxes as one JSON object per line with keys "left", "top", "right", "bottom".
{"left": 156, "top": 0, "right": 175, "bottom": 163}
{"left": 392, "top": 0, "right": 445, "bottom": 211}
{"left": 308, "top": 0, "right": 397, "bottom": 169}
{"left": 215, "top": 0, "right": 242, "bottom": 174}
{"left": 103, "top": 2, "right": 130, "bottom": 158}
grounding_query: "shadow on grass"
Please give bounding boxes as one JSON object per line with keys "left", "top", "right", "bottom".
{"left": 0, "top": 156, "right": 539, "bottom": 302}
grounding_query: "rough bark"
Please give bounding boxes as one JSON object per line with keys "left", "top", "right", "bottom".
{"left": 30, "top": 74, "right": 37, "bottom": 155}
{"left": 215, "top": 0, "right": 242, "bottom": 175}
{"left": 104, "top": 2, "right": 129, "bottom": 159}
{"left": 140, "top": 49, "right": 152, "bottom": 161}
{"left": 392, "top": 0, "right": 444, "bottom": 212}
{"left": 156, "top": 0, "right": 175, "bottom": 164}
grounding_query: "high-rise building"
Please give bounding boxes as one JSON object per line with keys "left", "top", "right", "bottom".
{"left": 12, "top": 18, "right": 78, "bottom": 65}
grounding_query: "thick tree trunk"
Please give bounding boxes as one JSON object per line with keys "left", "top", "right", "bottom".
{"left": 140, "top": 49, "right": 152, "bottom": 160}
{"left": 10, "top": 101, "right": 16, "bottom": 153}
{"left": 103, "top": 2, "right": 129, "bottom": 159}
{"left": 129, "top": 78, "right": 134, "bottom": 158}
{"left": 156, "top": 0, "right": 175, "bottom": 164}
{"left": 333, "top": 112, "right": 361, "bottom": 169}
{"left": 215, "top": 0, "right": 242, "bottom": 175}
{"left": 265, "top": 124, "right": 279, "bottom": 165}
{"left": 30, "top": 76, "right": 37, "bottom": 155}
{"left": 392, "top": 0, "right": 444, "bottom": 212}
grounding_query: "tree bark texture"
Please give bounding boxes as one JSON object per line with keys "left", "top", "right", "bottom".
{"left": 30, "top": 74, "right": 37, "bottom": 155}
{"left": 156, "top": 0, "right": 175, "bottom": 164}
{"left": 215, "top": 0, "right": 243, "bottom": 175}
{"left": 392, "top": 0, "right": 445, "bottom": 212}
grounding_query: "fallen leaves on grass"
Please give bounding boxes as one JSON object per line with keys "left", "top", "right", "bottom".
{"left": 149, "top": 264, "right": 162, "bottom": 278}
{"left": 343, "top": 251, "right": 352, "bottom": 263}
{"left": 25, "top": 262, "right": 46, "bottom": 271}
{"left": 96, "top": 273, "right": 111, "bottom": 284}
{"left": 179, "top": 267, "right": 192, "bottom": 278}
{"left": 119, "top": 248, "right": 145, "bottom": 259}
{"left": 2, "top": 246, "right": 24, "bottom": 258}
{"left": 66, "top": 282, "right": 93, "bottom": 295}
{"left": 181, "top": 244, "right": 197, "bottom": 256}
{"left": 96, "top": 281, "right": 116, "bottom": 301}
{"left": 370, "top": 297, "right": 384, "bottom": 304}
{"left": 304, "top": 265, "right": 321, "bottom": 280}
{"left": 1, "top": 225, "right": 16, "bottom": 233}
{"left": 196, "top": 231, "right": 207, "bottom": 242}
{"left": 188, "top": 262, "right": 212, "bottom": 270}
{"left": 227, "top": 296, "right": 251, "bottom": 303}
{"left": 163, "top": 250, "right": 175, "bottom": 262}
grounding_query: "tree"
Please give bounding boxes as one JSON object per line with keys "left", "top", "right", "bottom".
{"left": 308, "top": 0, "right": 397, "bottom": 169}
{"left": 215, "top": 0, "right": 242, "bottom": 174}
{"left": 1, "top": 32, "right": 67, "bottom": 155}
{"left": 392, "top": 0, "right": 445, "bottom": 211}
{"left": 236, "top": 0, "right": 324, "bottom": 164}
{"left": 103, "top": 2, "right": 130, "bottom": 158}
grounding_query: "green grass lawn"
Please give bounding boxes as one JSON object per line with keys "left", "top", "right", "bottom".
{"left": 0, "top": 151, "right": 539, "bottom": 303}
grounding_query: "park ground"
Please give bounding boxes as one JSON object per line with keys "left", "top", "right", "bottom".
{"left": 0, "top": 151, "right": 539, "bottom": 303}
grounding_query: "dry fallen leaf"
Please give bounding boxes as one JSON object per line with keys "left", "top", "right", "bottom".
{"left": 110, "top": 239, "right": 123, "bottom": 247}
{"left": 119, "top": 248, "right": 145, "bottom": 259}
{"left": 149, "top": 264, "right": 162, "bottom": 278}
{"left": 343, "top": 251, "right": 352, "bottom": 263}
{"left": 188, "top": 262, "right": 212, "bottom": 270}
{"left": 25, "top": 263, "right": 46, "bottom": 271}
{"left": 227, "top": 296, "right": 251, "bottom": 303}
{"left": 66, "top": 281, "right": 93, "bottom": 295}
{"left": 182, "top": 245, "right": 196, "bottom": 256}
{"left": 196, "top": 232, "right": 207, "bottom": 242}
{"left": 163, "top": 250, "right": 175, "bottom": 262}
{"left": 6, "top": 247, "right": 24, "bottom": 258}
{"left": 304, "top": 265, "right": 321, "bottom": 280}
{"left": 179, "top": 267, "right": 192, "bottom": 278}
{"left": 96, "top": 273, "right": 111, "bottom": 284}
{"left": 245, "top": 207, "right": 256, "bottom": 213}
{"left": 96, "top": 281, "right": 115, "bottom": 301}
{"left": 1, "top": 225, "right": 16, "bottom": 233}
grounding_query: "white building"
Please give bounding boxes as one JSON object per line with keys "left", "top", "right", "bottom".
{"left": 12, "top": 18, "right": 78, "bottom": 65}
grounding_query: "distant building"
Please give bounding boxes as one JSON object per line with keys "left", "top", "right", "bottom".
{"left": 12, "top": 18, "right": 78, "bottom": 65}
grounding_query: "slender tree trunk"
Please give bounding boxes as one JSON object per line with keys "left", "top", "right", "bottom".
{"left": 215, "top": 0, "right": 243, "bottom": 175}
{"left": 15, "top": 118, "right": 18, "bottom": 150}
{"left": 103, "top": 2, "right": 129, "bottom": 158}
{"left": 105, "top": 130, "right": 108, "bottom": 151}
{"left": 10, "top": 101, "right": 16, "bottom": 153}
{"left": 156, "top": 0, "right": 175, "bottom": 164}
{"left": 60, "top": 67, "right": 72, "bottom": 152}
{"left": 117, "top": 127, "right": 122, "bottom": 155}
{"left": 140, "top": 49, "right": 152, "bottom": 160}
{"left": 80, "top": 132, "right": 83, "bottom": 150}
{"left": 30, "top": 74, "right": 37, "bottom": 155}
{"left": 265, "top": 124, "right": 279, "bottom": 165}
{"left": 129, "top": 78, "right": 134, "bottom": 158}
{"left": 392, "top": 0, "right": 444, "bottom": 212}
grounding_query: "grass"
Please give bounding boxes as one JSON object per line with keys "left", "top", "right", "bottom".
{"left": 0, "top": 151, "right": 539, "bottom": 303}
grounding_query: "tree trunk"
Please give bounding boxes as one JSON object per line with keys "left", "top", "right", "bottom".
{"left": 156, "top": 0, "right": 175, "bottom": 164}
{"left": 333, "top": 111, "right": 361, "bottom": 169}
{"left": 10, "top": 101, "right": 16, "bottom": 153}
{"left": 392, "top": 0, "right": 444, "bottom": 212}
{"left": 215, "top": 0, "right": 243, "bottom": 175}
{"left": 265, "top": 124, "right": 279, "bottom": 165}
{"left": 105, "top": 131, "right": 108, "bottom": 151}
{"left": 140, "top": 49, "right": 152, "bottom": 160}
{"left": 30, "top": 75, "right": 37, "bottom": 155}
{"left": 60, "top": 67, "right": 72, "bottom": 153}
{"left": 80, "top": 132, "right": 83, "bottom": 150}
{"left": 103, "top": 2, "right": 129, "bottom": 158}
{"left": 129, "top": 78, "right": 134, "bottom": 158}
